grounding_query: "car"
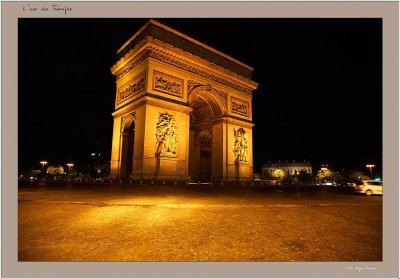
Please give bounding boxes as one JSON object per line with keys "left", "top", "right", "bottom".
{"left": 354, "top": 180, "right": 383, "bottom": 196}
{"left": 317, "top": 181, "right": 334, "bottom": 186}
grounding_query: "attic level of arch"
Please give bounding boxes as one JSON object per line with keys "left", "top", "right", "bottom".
{"left": 116, "top": 21, "right": 253, "bottom": 79}
{"left": 111, "top": 36, "right": 257, "bottom": 96}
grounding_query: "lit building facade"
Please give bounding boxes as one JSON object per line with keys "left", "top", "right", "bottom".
{"left": 262, "top": 162, "right": 312, "bottom": 178}
{"left": 109, "top": 20, "right": 258, "bottom": 181}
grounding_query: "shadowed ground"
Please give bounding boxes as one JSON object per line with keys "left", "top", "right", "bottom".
{"left": 18, "top": 182, "right": 382, "bottom": 261}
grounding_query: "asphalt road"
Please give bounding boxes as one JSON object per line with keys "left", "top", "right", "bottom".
{"left": 18, "top": 182, "right": 382, "bottom": 262}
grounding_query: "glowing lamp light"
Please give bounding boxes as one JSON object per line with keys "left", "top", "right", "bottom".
{"left": 366, "top": 164, "right": 375, "bottom": 179}
{"left": 67, "top": 163, "right": 74, "bottom": 175}
{"left": 40, "top": 161, "right": 48, "bottom": 179}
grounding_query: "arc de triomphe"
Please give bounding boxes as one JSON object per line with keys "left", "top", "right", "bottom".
{"left": 110, "top": 20, "right": 258, "bottom": 182}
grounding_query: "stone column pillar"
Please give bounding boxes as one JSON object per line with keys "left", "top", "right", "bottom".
{"left": 189, "top": 129, "right": 196, "bottom": 181}
{"left": 119, "top": 132, "right": 129, "bottom": 178}
{"left": 110, "top": 116, "right": 122, "bottom": 179}
{"left": 211, "top": 120, "right": 226, "bottom": 182}
{"left": 226, "top": 122, "right": 253, "bottom": 181}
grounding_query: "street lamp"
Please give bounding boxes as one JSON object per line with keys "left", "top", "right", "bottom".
{"left": 40, "top": 161, "right": 47, "bottom": 179}
{"left": 67, "top": 163, "right": 74, "bottom": 176}
{"left": 366, "top": 164, "right": 375, "bottom": 179}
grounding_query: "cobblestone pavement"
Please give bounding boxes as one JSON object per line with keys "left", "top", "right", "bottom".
{"left": 18, "top": 182, "right": 382, "bottom": 261}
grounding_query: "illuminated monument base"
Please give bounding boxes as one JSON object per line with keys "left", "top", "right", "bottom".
{"left": 109, "top": 20, "right": 258, "bottom": 182}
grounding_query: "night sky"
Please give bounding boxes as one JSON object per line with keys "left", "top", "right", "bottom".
{"left": 18, "top": 18, "right": 382, "bottom": 173}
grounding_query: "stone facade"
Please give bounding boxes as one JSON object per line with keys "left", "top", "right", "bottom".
{"left": 110, "top": 20, "right": 258, "bottom": 181}
{"left": 262, "top": 162, "right": 313, "bottom": 178}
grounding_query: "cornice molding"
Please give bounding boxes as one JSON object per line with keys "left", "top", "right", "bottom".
{"left": 112, "top": 94, "right": 192, "bottom": 118}
{"left": 111, "top": 41, "right": 150, "bottom": 76}
{"left": 214, "top": 116, "right": 254, "bottom": 128}
{"left": 112, "top": 40, "right": 258, "bottom": 95}
{"left": 117, "top": 20, "right": 254, "bottom": 71}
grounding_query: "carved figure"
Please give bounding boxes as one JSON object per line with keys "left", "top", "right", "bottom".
{"left": 233, "top": 127, "right": 248, "bottom": 163}
{"left": 155, "top": 113, "right": 177, "bottom": 156}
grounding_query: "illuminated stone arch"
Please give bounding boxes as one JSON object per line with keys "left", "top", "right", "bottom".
{"left": 109, "top": 20, "right": 257, "bottom": 182}
{"left": 187, "top": 86, "right": 226, "bottom": 181}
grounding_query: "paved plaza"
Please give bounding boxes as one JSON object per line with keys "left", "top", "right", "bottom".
{"left": 18, "top": 182, "right": 382, "bottom": 261}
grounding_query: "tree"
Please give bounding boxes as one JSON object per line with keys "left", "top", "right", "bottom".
{"left": 271, "top": 170, "right": 286, "bottom": 180}
{"left": 349, "top": 170, "right": 369, "bottom": 181}
{"left": 47, "top": 165, "right": 64, "bottom": 176}
{"left": 332, "top": 171, "right": 346, "bottom": 184}
{"left": 317, "top": 168, "right": 334, "bottom": 181}
{"left": 30, "top": 169, "right": 41, "bottom": 177}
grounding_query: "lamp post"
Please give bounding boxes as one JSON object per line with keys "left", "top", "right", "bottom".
{"left": 366, "top": 164, "right": 375, "bottom": 179}
{"left": 40, "top": 161, "right": 47, "bottom": 180}
{"left": 67, "top": 163, "right": 74, "bottom": 176}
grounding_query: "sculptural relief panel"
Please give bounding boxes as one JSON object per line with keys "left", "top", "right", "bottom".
{"left": 231, "top": 97, "right": 250, "bottom": 117}
{"left": 153, "top": 71, "right": 183, "bottom": 98}
{"left": 117, "top": 72, "right": 146, "bottom": 105}
{"left": 233, "top": 127, "right": 248, "bottom": 163}
{"left": 155, "top": 112, "right": 178, "bottom": 157}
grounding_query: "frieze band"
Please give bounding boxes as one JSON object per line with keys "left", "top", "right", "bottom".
{"left": 113, "top": 44, "right": 255, "bottom": 95}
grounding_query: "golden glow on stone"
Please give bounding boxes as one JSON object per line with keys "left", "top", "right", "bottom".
{"left": 110, "top": 20, "right": 257, "bottom": 182}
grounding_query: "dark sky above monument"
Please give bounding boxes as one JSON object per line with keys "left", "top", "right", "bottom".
{"left": 18, "top": 18, "right": 382, "bottom": 172}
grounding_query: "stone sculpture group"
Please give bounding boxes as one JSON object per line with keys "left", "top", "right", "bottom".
{"left": 155, "top": 112, "right": 178, "bottom": 157}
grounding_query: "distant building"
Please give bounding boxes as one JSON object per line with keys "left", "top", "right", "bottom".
{"left": 262, "top": 162, "right": 312, "bottom": 179}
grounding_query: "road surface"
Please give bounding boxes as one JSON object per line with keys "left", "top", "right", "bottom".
{"left": 18, "top": 182, "right": 382, "bottom": 261}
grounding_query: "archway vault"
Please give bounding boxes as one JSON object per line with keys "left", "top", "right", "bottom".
{"left": 121, "top": 113, "right": 136, "bottom": 132}
{"left": 188, "top": 85, "right": 227, "bottom": 126}
{"left": 187, "top": 87, "right": 225, "bottom": 181}
{"left": 196, "top": 129, "right": 212, "bottom": 147}
{"left": 110, "top": 19, "right": 257, "bottom": 181}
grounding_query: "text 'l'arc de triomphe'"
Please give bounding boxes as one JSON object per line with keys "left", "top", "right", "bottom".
{"left": 110, "top": 20, "right": 258, "bottom": 182}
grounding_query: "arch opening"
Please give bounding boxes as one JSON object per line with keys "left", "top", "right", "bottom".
{"left": 120, "top": 117, "right": 135, "bottom": 179}
{"left": 197, "top": 130, "right": 212, "bottom": 181}
{"left": 188, "top": 89, "right": 225, "bottom": 182}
